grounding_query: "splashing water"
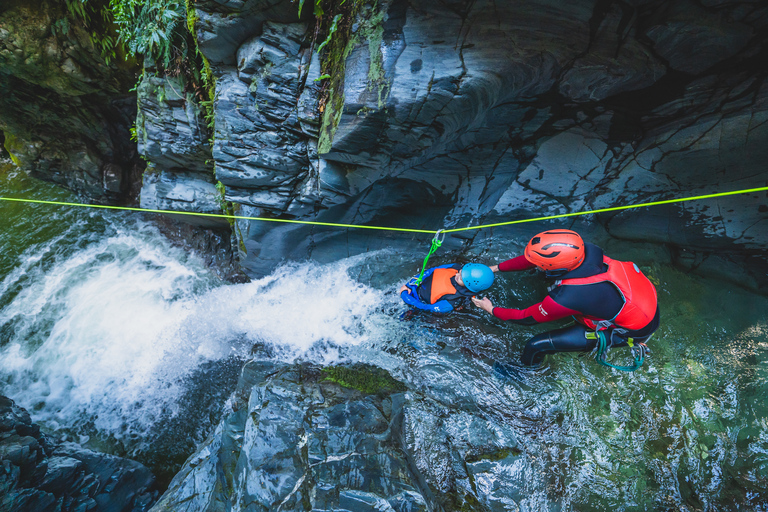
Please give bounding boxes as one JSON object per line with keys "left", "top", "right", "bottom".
{"left": 3, "top": 162, "right": 768, "bottom": 509}
{"left": 0, "top": 165, "right": 395, "bottom": 471}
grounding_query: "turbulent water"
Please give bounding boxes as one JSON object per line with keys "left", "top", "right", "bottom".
{"left": 2, "top": 161, "right": 768, "bottom": 509}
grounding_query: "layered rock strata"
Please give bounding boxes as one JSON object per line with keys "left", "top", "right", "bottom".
{"left": 165, "top": 0, "right": 768, "bottom": 285}
{"left": 0, "top": 395, "right": 158, "bottom": 512}
{"left": 2, "top": 0, "right": 767, "bottom": 282}
{"left": 150, "top": 359, "right": 525, "bottom": 512}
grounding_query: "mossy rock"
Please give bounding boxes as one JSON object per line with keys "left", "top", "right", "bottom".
{"left": 321, "top": 363, "right": 407, "bottom": 395}
{"left": 465, "top": 446, "right": 521, "bottom": 464}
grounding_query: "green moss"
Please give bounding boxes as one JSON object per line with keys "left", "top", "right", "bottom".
{"left": 3, "top": 133, "right": 24, "bottom": 167}
{"left": 215, "top": 180, "right": 226, "bottom": 206}
{"left": 362, "top": 4, "right": 388, "bottom": 108}
{"left": 459, "top": 493, "right": 482, "bottom": 512}
{"left": 185, "top": 0, "right": 198, "bottom": 35}
{"left": 465, "top": 447, "right": 521, "bottom": 464}
{"left": 321, "top": 364, "right": 407, "bottom": 395}
{"left": 317, "top": 0, "right": 390, "bottom": 153}
{"left": 184, "top": 0, "right": 216, "bottom": 137}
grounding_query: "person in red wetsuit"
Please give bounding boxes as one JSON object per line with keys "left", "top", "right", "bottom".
{"left": 472, "top": 229, "right": 660, "bottom": 366}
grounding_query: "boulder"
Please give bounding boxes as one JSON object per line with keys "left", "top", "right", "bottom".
{"left": 151, "top": 361, "right": 427, "bottom": 512}
{"left": 0, "top": 395, "right": 158, "bottom": 512}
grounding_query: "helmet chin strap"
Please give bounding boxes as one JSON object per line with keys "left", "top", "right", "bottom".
{"left": 540, "top": 268, "right": 569, "bottom": 279}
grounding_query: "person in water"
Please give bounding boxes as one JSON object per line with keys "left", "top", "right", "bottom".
{"left": 472, "top": 229, "right": 660, "bottom": 365}
{"left": 400, "top": 263, "right": 495, "bottom": 314}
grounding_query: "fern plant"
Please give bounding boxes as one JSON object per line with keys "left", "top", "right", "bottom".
{"left": 110, "top": 0, "right": 186, "bottom": 68}
{"left": 64, "top": 0, "right": 119, "bottom": 64}
{"left": 65, "top": 0, "right": 186, "bottom": 68}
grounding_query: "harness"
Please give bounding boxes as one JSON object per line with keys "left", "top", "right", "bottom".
{"left": 586, "top": 329, "right": 652, "bottom": 372}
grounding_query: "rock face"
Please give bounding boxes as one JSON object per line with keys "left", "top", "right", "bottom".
{"left": 0, "top": 395, "right": 158, "bottom": 512}
{"left": 135, "top": 72, "right": 226, "bottom": 229}
{"left": 151, "top": 359, "right": 527, "bottom": 512}
{"left": 2, "top": 0, "right": 768, "bottom": 283}
{"left": 173, "top": 0, "right": 768, "bottom": 286}
{"left": 151, "top": 362, "right": 428, "bottom": 512}
{"left": 0, "top": 0, "right": 140, "bottom": 202}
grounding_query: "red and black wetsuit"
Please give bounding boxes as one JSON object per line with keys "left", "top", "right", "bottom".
{"left": 494, "top": 244, "right": 660, "bottom": 365}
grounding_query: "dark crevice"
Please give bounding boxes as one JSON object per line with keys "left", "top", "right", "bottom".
{"left": 0, "top": 131, "right": 8, "bottom": 159}
{"left": 586, "top": 0, "right": 617, "bottom": 54}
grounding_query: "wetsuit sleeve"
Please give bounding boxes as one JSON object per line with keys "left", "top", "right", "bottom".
{"left": 492, "top": 296, "right": 579, "bottom": 325}
{"left": 498, "top": 255, "right": 536, "bottom": 272}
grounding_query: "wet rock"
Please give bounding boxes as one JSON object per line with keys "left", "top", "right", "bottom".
{"left": 212, "top": 21, "right": 314, "bottom": 214}
{"left": 0, "top": 395, "right": 158, "bottom": 512}
{"left": 645, "top": 0, "right": 753, "bottom": 75}
{"left": 151, "top": 361, "right": 427, "bottom": 512}
{"left": 3, "top": 0, "right": 768, "bottom": 286}
{"left": 0, "top": 0, "right": 139, "bottom": 201}
{"left": 134, "top": 72, "right": 227, "bottom": 230}
{"left": 136, "top": 74, "right": 213, "bottom": 176}
{"left": 192, "top": 0, "right": 301, "bottom": 66}
{"left": 188, "top": 0, "right": 766, "bottom": 284}
{"left": 560, "top": 3, "right": 666, "bottom": 102}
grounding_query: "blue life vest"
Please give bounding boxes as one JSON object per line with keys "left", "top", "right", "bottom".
{"left": 400, "top": 264, "right": 456, "bottom": 313}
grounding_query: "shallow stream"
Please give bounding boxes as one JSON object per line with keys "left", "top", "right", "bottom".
{"left": 2, "top": 162, "right": 767, "bottom": 510}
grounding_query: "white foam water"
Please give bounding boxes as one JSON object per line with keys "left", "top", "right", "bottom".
{"left": 0, "top": 218, "right": 393, "bottom": 443}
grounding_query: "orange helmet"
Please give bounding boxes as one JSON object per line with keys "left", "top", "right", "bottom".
{"left": 524, "top": 230, "right": 585, "bottom": 272}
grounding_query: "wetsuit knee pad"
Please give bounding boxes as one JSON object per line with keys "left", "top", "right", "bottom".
{"left": 521, "top": 324, "right": 594, "bottom": 366}
{"left": 521, "top": 332, "right": 555, "bottom": 366}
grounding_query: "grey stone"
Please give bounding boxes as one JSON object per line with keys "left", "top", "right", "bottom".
{"left": 560, "top": 4, "right": 666, "bottom": 102}
{"left": 0, "top": 396, "right": 158, "bottom": 512}
{"left": 151, "top": 362, "right": 427, "bottom": 512}
{"left": 140, "top": 170, "right": 227, "bottom": 229}
{"left": 136, "top": 74, "right": 213, "bottom": 176}
{"left": 645, "top": 0, "right": 753, "bottom": 75}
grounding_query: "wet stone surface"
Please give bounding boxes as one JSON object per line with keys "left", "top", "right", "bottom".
{"left": 0, "top": 395, "right": 158, "bottom": 512}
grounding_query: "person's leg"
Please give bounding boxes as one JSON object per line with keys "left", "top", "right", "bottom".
{"left": 521, "top": 323, "right": 595, "bottom": 366}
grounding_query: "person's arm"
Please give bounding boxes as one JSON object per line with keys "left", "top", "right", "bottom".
{"left": 496, "top": 255, "right": 536, "bottom": 272}
{"left": 473, "top": 295, "right": 579, "bottom": 325}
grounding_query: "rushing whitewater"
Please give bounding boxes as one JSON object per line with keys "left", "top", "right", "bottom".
{"left": 0, "top": 220, "right": 401, "bottom": 444}
{"left": 3, "top": 163, "right": 768, "bottom": 510}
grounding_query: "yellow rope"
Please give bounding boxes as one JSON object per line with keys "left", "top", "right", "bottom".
{"left": 1, "top": 185, "right": 767, "bottom": 235}
{"left": 0, "top": 197, "right": 436, "bottom": 233}
{"left": 442, "top": 185, "right": 768, "bottom": 233}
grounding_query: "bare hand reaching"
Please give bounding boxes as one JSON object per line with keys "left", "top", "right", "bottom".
{"left": 471, "top": 296, "right": 494, "bottom": 313}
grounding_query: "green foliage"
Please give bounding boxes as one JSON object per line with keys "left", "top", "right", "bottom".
{"left": 185, "top": 0, "right": 198, "bottom": 35}
{"left": 65, "top": 0, "right": 186, "bottom": 68}
{"left": 215, "top": 180, "right": 227, "bottom": 212}
{"left": 298, "top": 0, "right": 325, "bottom": 18}
{"left": 109, "top": 0, "right": 186, "bottom": 67}
{"left": 316, "top": 14, "right": 341, "bottom": 54}
{"left": 3, "top": 133, "right": 23, "bottom": 168}
{"left": 64, "top": 0, "right": 120, "bottom": 65}
{"left": 321, "top": 365, "right": 407, "bottom": 395}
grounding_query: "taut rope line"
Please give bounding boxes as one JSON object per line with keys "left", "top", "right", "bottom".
{"left": 2, "top": 185, "right": 767, "bottom": 235}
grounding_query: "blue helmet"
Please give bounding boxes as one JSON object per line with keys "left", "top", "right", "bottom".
{"left": 461, "top": 263, "right": 495, "bottom": 292}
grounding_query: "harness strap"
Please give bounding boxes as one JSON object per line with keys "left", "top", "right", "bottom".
{"left": 589, "top": 330, "right": 645, "bottom": 372}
